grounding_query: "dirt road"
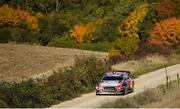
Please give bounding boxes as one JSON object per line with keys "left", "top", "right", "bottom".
{"left": 51, "top": 64, "right": 180, "bottom": 108}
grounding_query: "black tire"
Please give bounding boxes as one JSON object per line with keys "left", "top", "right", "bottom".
{"left": 96, "top": 91, "right": 99, "bottom": 95}
{"left": 122, "top": 88, "right": 128, "bottom": 95}
{"left": 131, "top": 88, "right": 134, "bottom": 93}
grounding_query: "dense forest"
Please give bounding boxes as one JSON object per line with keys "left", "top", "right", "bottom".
{"left": 0, "top": 0, "right": 180, "bottom": 58}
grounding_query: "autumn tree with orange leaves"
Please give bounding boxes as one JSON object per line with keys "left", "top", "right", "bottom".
{"left": 0, "top": 5, "right": 40, "bottom": 29}
{"left": 70, "top": 20, "right": 103, "bottom": 44}
{"left": 150, "top": 17, "right": 180, "bottom": 46}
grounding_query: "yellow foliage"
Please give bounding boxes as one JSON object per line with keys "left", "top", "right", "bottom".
{"left": 111, "top": 4, "right": 149, "bottom": 57}
{"left": 0, "top": 5, "right": 21, "bottom": 27}
{"left": 26, "top": 16, "right": 38, "bottom": 30}
{"left": 0, "top": 5, "right": 39, "bottom": 29}
{"left": 108, "top": 49, "right": 121, "bottom": 57}
{"left": 70, "top": 19, "right": 104, "bottom": 44}
{"left": 119, "top": 3, "right": 149, "bottom": 36}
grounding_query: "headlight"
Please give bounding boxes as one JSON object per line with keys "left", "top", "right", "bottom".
{"left": 115, "top": 86, "right": 121, "bottom": 90}
{"left": 96, "top": 86, "right": 99, "bottom": 90}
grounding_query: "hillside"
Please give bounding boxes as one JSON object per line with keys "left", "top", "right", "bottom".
{"left": 0, "top": 0, "right": 180, "bottom": 108}
{"left": 0, "top": 43, "right": 108, "bottom": 82}
{"left": 0, "top": 0, "right": 179, "bottom": 56}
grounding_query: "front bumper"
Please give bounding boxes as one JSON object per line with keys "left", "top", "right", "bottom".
{"left": 96, "top": 86, "right": 124, "bottom": 95}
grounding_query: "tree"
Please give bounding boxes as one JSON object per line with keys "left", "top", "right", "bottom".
{"left": 150, "top": 17, "right": 180, "bottom": 46}
{"left": 70, "top": 19, "right": 103, "bottom": 44}
{"left": 156, "top": 0, "right": 174, "bottom": 20}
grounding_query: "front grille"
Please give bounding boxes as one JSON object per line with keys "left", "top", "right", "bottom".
{"left": 104, "top": 87, "right": 115, "bottom": 92}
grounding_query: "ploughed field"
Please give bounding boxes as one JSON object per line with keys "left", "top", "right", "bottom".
{"left": 0, "top": 44, "right": 108, "bottom": 82}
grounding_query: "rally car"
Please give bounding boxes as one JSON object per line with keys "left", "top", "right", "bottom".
{"left": 96, "top": 70, "right": 134, "bottom": 95}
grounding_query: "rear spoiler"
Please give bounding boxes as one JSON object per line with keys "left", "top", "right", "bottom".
{"left": 112, "top": 70, "right": 131, "bottom": 74}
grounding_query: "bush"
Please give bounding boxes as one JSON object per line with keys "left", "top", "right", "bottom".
{"left": 149, "top": 17, "right": 180, "bottom": 46}
{"left": 172, "top": 0, "right": 180, "bottom": 17}
{"left": 102, "top": 97, "right": 139, "bottom": 108}
{"left": 133, "top": 89, "right": 161, "bottom": 105}
{"left": 47, "top": 57, "right": 110, "bottom": 102}
{"left": 0, "top": 80, "right": 53, "bottom": 108}
{"left": 70, "top": 20, "right": 103, "bottom": 44}
{"left": 79, "top": 42, "right": 113, "bottom": 52}
{"left": 0, "top": 27, "right": 11, "bottom": 43}
{"left": 11, "top": 28, "right": 39, "bottom": 44}
{"left": 0, "top": 57, "right": 110, "bottom": 108}
{"left": 136, "top": 42, "right": 171, "bottom": 57}
{"left": 119, "top": 3, "right": 149, "bottom": 36}
{"left": 47, "top": 38, "right": 76, "bottom": 48}
{"left": 114, "top": 35, "right": 139, "bottom": 56}
{"left": 48, "top": 37, "right": 113, "bottom": 52}
{"left": 138, "top": 7, "right": 157, "bottom": 41}
{"left": 0, "top": 99, "right": 8, "bottom": 107}
{"left": 155, "top": 0, "right": 174, "bottom": 20}
{"left": 94, "top": 19, "right": 119, "bottom": 42}
{"left": 101, "top": 88, "right": 162, "bottom": 108}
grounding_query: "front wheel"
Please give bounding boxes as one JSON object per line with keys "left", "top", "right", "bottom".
{"left": 122, "top": 88, "right": 128, "bottom": 95}
{"left": 131, "top": 88, "right": 134, "bottom": 93}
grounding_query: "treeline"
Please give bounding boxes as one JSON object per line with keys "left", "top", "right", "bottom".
{"left": 0, "top": 57, "right": 111, "bottom": 107}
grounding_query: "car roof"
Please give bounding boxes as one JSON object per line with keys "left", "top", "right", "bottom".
{"left": 104, "top": 71, "right": 129, "bottom": 77}
{"left": 113, "top": 70, "right": 130, "bottom": 74}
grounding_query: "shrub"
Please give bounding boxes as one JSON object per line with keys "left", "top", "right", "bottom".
{"left": 113, "top": 35, "right": 139, "bottom": 56}
{"left": 133, "top": 89, "right": 161, "bottom": 105}
{"left": 149, "top": 17, "right": 180, "bottom": 46}
{"left": 172, "top": 0, "right": 180, "bottom": 17}
{"left": 0, "top": 99, "right": 8, "bottom": 107}
{"left": 38, "top": 34, "right": 52, "bottom": 45}
{"left": 113, "top": 3, "right": 149, "bottom": 57}
{"left": 101, "top": 87, "right": 163, "bottom": 108}
{"left": 79, "top": 42, "right": 113, "bottom": 52}
{"left": 94, "top": 19, "right": 119, "bottom": 42}
{"left": 156, "top": 0, "right": 174, "bottom": 20}
{"left": 138, "top": 7, "right": 157, "bottom": 41}
{"left": 0, "top": 5, "right": 21, "bottom": 27}
{"left": 11, "top": 28, "right": 39, "bottom": 44}
{"left": 0, "top": 5, "right": 39, "bottom": 29}
{"left": 47, "top": 38, "right": 76, "bottom": 48}
{"left": 0, "top": 27, "right": 12, "bottom": 43}
{"left": 0, "top": 57, "right": 110, "bottom": 108}
{"left": 48, "top": 38, "right": 113, "bottom": 52}
{"left": 136, "top": 42, "right": 171, "bottom": 57}
{"left": 102, "top": 97, "right": 139, "bottom": 108}
{"left": 70, "top": 19, "right": 103, "bottom": 44}
{"left": 119, "top": 3, "right": 149, "bottom": 36}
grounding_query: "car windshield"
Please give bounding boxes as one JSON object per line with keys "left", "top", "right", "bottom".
{"left": 102, "top": 76, "right": 124, "bottom": 81}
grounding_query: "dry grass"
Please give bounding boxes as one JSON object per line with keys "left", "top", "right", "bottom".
{"left": 112, "top": 53, "right": 180, "bottom": 77}
{"left": 0, "top": 43, "right": 108, "bottom": 82}
{"left": 143, "top": 84, "right": 180, "bottom": 108}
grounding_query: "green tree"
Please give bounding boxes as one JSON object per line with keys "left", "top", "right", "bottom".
{"left": 94, "top": 19, "right": 119, "bottom": 42}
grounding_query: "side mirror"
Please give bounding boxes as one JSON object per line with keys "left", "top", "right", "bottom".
{"left": 96, "top": 82, "right": 100, "bottom": 86}
{"left": 122, "top": 82, "right": 127, "bottom": 86}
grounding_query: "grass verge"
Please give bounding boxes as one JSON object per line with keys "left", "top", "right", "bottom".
{"left": 112, "top": 48, "right": 180, "bottom": 78}
{"left": 101, "top": 80, "right": 180, "bottom": 108}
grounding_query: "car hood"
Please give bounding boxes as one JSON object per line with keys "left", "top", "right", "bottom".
{"left": 99, "top": 80, "right": 122, "bottom": 87}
